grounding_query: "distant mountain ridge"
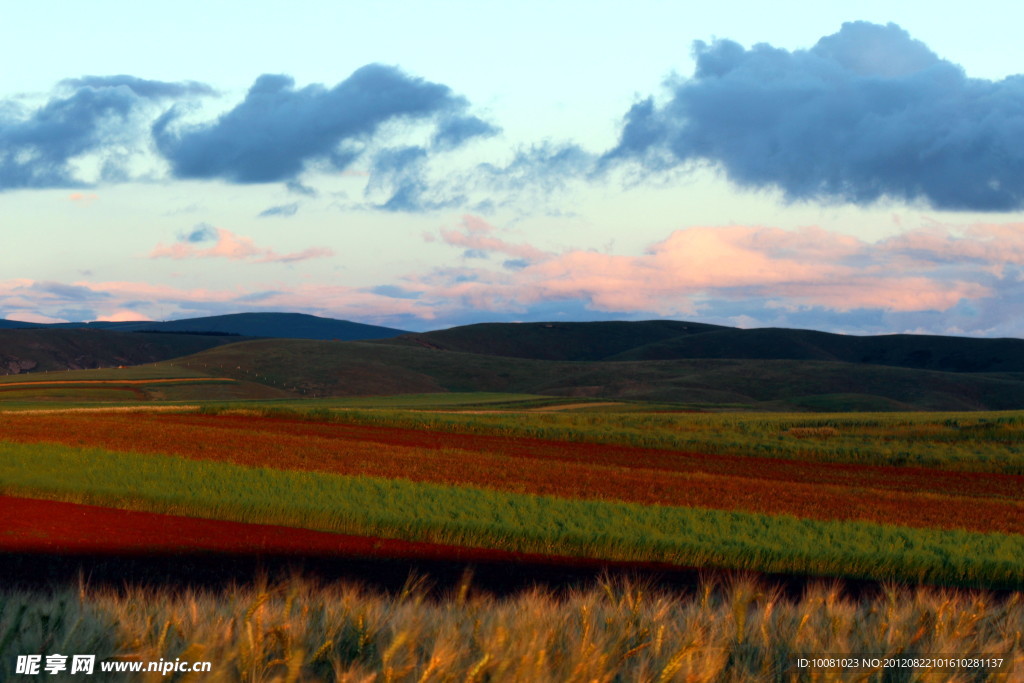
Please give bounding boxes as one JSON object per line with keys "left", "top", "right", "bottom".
{"left": 0, "top": 312, "right": 408, "bottom": 341}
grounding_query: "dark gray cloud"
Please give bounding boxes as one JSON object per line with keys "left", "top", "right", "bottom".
{"left": 603, "top": 22, "right": 1024, "bottom": 211}
{"left": 367, "top": 145, "right": 467, "bottom": 212}
{"left": 431, "top": 114, "right": 500, "bottom": 151}
{"left": 0, "top": 76, "right": 212, "bottom": 190}
{"left": 286, "top": 180, "right": 318, "bottom": 197}
{"left": 29, "top": 281, "right": 109, "bottom": 301}
{"left": 180, "top": 223, "right": 217, "bottom": 243}
{"left": 60, "top": 75, "right": 216, "bottom": 99}
{"left": 258, "top": 202, "right": 299, "bottom": 218}
{"left": 153, "top": 65, "right": 493, "bottom": 186}
{"left": 358, "top": 140, "right": 594, "bottom": 212}
{"left": 479, "top": 142, "right": 594, "bottom": 193}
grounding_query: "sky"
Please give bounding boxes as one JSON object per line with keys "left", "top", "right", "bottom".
{"left": 2, "top": 0, "right": 1024, "bottom": 336}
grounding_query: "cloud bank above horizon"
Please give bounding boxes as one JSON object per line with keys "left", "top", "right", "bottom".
{"left": 3, "top": 19, "right": 1024, "bottom": 337}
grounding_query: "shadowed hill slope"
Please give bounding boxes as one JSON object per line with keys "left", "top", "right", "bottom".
{"left": 171, "top": 338, "right": 1024, "bottom": 411}
{"left": 382, "top": 320, "right": 728, "bottom": 361}
{"left": 384, "top": 321, "right": 1024, "bottom": 374}
{"left": 0, "top": 329, "right": 241, "bottom": 375}
{"left": 608, "top": 327, "right": 1024, "bottom": 373}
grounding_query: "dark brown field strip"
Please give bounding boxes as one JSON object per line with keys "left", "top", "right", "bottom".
{"left": 2, "top": 413, "right": 1023, "bottom": 535}
{"left": 0, "top": 377, "right": 236, "bottom": 388}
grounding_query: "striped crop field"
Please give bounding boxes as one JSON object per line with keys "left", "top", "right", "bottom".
{"left": 2, "top": 407, "right": 1023, "bottom": 588}
{"left": 1, "top": 411, "right": 1022, "bottom": 536}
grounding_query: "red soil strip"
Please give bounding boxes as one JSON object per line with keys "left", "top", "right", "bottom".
{"left": 4, "top": 411, "right": 1020, "bottom": 499}
{"left": 0, "top": 496, "right": 656, "bottom": 571}
{"left": 2, "top": 413, "right": 1023, "bottom": 535}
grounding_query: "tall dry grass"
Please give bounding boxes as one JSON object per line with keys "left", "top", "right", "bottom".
{"left": 2, "top": 574, "right": 1021, "bottom": 681}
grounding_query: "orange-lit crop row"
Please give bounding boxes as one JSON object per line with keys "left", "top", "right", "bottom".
{"left": 2, "top": 412, "right": 1022, "bottom": 535}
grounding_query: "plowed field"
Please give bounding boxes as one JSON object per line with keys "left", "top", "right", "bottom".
{"left": 2, "top": 412, "right": 1022, "bottom": 535}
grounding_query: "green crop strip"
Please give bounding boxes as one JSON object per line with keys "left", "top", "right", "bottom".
{"left": 192, "top": 404, "right": 1024, "bottom": 475}
{"left": 2, "top": 440, "right": 1023, "bottom": 589}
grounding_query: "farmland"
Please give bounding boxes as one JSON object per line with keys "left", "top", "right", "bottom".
{"left": 3, "top": 386, "right": 1024, "bottom": 678}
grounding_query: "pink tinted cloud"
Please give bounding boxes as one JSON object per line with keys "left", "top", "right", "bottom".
{"left": 68, "top": 193, "right": 98, "bottom": 204}
{"left": 148, "top": 228, "right": 334, "bottom": 264}
{"left": 438, "top": 215, "right": 549, "bottom": 262}
{"left": 96, "top": 309, "right": 153, "bottom": 322}
{"left": 884, "top": 223, "right": 1024, "bottom": 266}
{"left": 412, "top": 223, "right": 999, "bottom": 315}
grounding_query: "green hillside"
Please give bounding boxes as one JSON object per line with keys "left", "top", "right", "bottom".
{"left": 610, "top": 327, "right": 1024, "bottom": 372}
{"left": 167, "top": 338, "right": 1024, "bottom": 411}
{"left": 0, "top": 329, "right": 240, "bottom": 376}
{"left": 383, "top": 320, "right": 728, "bottom": 360}
{"left": 382, "top": 321, "right": 1024, "bottom": 374}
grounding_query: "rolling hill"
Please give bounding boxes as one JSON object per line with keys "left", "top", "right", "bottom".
{"left": 164, "top": 337, "right": 1024, "bottom": 411}
{"left": 384, "top": 321, "right": 1024, "bottom": 373}
{"left": 3, "top": 317, "right": 1023, "bottom": 410}
{"left": 0, "top": 312, "right": 407, "bottom": 341}
{"left": 606, "top": 327, "right": 1024, "bottom": 372}
{"left": 383, "top": 320, "right": 729, "bottom": 360}
{"left": 0, "top": 329, "right": 242, "bottom": 375}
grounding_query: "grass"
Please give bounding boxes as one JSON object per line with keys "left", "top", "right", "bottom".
{"left": 0, "top": 362, "right": 209, "bottom": 383}
{"left": 3, "top": 440, "right": 1024, "bottom": 588}
{"left": 168, "top": 337, "right": 1024, "bottom": 410}
{"left": 0, "top": 328, "right": 235, "bottom": 376}
{"left": 192, "top": 403, "right": 1024, "bottom": 475}
{"left": 1, "top": 574, "right": 1019, "bottom": 681}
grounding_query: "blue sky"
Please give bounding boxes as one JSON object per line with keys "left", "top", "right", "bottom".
{"left": 3, "top": 0, "right": 1024, "bottom": 335}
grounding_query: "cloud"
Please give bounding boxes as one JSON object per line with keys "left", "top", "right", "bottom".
{"left": 258, "top": 202, "right": 299, "bottom": 218}
{"left": 431, "top": 114, "right": 500, "bottom": 151}
{"left": 477, "top": 142, "right": 595, "bottom": 194}
{"left": 603, "top": 21, "right": 1024, "bottom": 211}
{"left": 6, "top": 213, "right": 1024, "bottom": 334}
{"left": 883, "top": 223, "right": 1024, "bottom": 269}
{"left": 29, "top": 281, "right": 111, "bottom": 301}
{"left": 149, "top": 227, "right": 333, "bottom": 264}
{"left": 59, "top": 75, "right": 215, "bottom": 99}
{"left": 153, "top": 65, "right": 494, "bottom": 188}
{"left": 409, "top": 221, "right": 1004, "bottom": 322}
{"left": 96, "top": 309, "right": 151, "bottom": 322}
{"left": 286, "top": 180, "right": 317, "bottom": 197}
{"left": 359, "top": 140, "right": 596, "bottom": 213}
{"left": 179, "top": 222, "right": 217, "bottom": 243}
{"left": 0, "top": 76, "right": 212, "bottom": 190}
{"left": 437, "top": 215, "right": 549, "bottom": 263}
{"left": 68, "top": 192, "right": 98, "bottom": 204}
